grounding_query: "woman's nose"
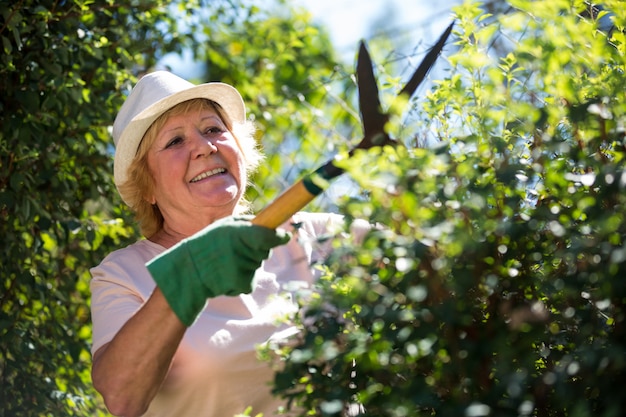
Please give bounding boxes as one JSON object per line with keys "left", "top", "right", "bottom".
{"left": 191, "top": 132, "right": 217, "bottom": 158}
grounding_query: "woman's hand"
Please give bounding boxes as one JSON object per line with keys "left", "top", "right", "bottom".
{"left": 147, "top": 216, "right": 291, "bottom": 326}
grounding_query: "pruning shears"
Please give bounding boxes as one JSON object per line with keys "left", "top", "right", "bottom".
{"left": 252, "top": 22, "right": 455, "bottom": 229}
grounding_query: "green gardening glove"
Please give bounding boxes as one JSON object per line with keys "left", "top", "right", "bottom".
{"left": 146, "top": 216, "right": 291, "bottom": 326}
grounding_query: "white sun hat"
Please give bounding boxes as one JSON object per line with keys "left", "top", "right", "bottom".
{"left": 112, "top": 71, "right": 246, "bottom": 205}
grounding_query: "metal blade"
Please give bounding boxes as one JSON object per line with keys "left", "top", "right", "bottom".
{"left": 357, "top": 41, "right": 388, "bottom": 142}
{"left": 398, "top": 21, "right": 454, "bottom": 99}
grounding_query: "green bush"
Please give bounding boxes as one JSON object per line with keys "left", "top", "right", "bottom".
{"left": 0, "top": 1, "right": 176, "bottom": 414}
{"left": 271, "top": 1, "right": 626, "bottom": 416}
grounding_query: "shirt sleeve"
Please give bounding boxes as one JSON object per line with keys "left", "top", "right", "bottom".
{"left": 89, "top": 243, "right": 157, "bottom": 355}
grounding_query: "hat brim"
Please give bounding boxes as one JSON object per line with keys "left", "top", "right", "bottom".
{"left": 113, "top": 82, "right": 245, "bottom": 201}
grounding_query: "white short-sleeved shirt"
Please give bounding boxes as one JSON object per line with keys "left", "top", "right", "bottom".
{"left": 90, "top": 212, "right": 346, "bottom": 417}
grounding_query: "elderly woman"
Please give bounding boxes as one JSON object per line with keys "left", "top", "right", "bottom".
{"left": 90, "top": 71, "right": 351, "bottom": 416}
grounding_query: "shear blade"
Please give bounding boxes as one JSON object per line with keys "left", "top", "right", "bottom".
{"left": 357, "top": 41, "right": 388, "bottom": 141}
{"left": 399, "top": 21, "right": 454, "bottom": 99}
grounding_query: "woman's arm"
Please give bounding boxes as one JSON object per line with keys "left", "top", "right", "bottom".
{"left": 91, "top": 286, "right": 186, "bottom": 417}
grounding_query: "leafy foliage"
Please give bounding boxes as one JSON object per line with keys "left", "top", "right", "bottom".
{"left": 270, "top": 1, "right": 626, "bottom": 416}
{"left": 0, "top": 1, "right": 179, "bottom": 414}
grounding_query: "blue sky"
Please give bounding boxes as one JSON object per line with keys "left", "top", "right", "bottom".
{"left": 160, "top": 0, "right": 460, "bottom": 78}
{"left": 296, "top": 0, "right": 459, "bottom": 54}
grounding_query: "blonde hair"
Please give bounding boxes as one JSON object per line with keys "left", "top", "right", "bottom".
{"left": 118, "top": 98, "right": 263, "bottom": 238}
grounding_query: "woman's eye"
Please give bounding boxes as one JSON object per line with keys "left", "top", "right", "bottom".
{"left": 165, "top": 136, "right": 183, "bottom": 148}
{"left": 204, "top": 126, "right": 224, "bottom": 135}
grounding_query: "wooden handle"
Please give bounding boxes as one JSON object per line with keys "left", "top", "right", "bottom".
{"left": 251, "top": 179, "right": 317, "bottom": 229}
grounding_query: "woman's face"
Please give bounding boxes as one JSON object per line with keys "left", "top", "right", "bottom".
{"left": 146, "top": 106, "right": 246, "bottom": 232}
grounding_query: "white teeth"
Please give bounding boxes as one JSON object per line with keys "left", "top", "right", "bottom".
{"left": 190, "top": 168, "right": 226, "bottom": 182}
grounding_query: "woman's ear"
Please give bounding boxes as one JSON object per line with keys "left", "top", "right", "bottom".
{"left": 145, "top": 194, "right": 156, "bottom": 205}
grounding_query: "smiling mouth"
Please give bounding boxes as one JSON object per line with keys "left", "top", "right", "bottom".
{"left": 190, "top": 168, "right": 226, "bottom": 183}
